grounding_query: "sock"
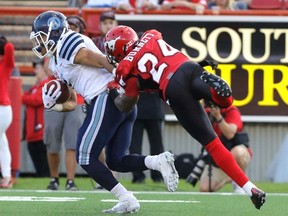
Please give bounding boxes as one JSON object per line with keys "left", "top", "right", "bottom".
{"left": 51, "top": 177, "right": 59, "bottom": 184}
{"left": 205, "top": 137, "right": 249, "bottom": 187}
{"left": 242, "top": 181, "right": 257, "bottom": 196}
{"left": 144, "top": 155, "right": 158, "bottom": 170}
{"left": 66, "top": 179, "right": 74, "bottom": 184}
{"left": 110, "top": 183, "right": 129, "bottom": 200}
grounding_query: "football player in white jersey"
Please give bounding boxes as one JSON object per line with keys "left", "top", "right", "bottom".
{"left": 30, "top": 11, "right": 179, "bottom": 214}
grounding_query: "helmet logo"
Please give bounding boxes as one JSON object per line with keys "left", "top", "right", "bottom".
{"left": 105, "top": 36, "right": 121, "bottom": 52}
{"left": 47, "top": 17, "right": 61, "bottom": 30}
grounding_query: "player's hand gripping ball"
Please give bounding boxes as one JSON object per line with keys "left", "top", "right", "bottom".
{"left": 45, "top": 80, "right": 72, "bottom": 104}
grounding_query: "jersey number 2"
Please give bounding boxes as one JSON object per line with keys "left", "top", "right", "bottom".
{"left": 137, "top": 39, "right": 178, "bottom": 83}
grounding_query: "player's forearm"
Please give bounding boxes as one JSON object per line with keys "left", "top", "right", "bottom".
{"left": 218, "top": 121, "right": 238, "bottom": 140}
{"left": 59, "top": 90, "right": 77, "bottom": 112}
{"left": 114, "top": 94, "right": 138, "bottom": 113}
{"left": 75, "top": 48, "right": 114, "bottom": 72}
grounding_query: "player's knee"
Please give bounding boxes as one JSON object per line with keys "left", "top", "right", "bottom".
{"left": 106, "top": 159, "right": 118, "bottom": 171}
{"left": 199, "top": 183, "right": 209, "bottom": 192}
{"left": 231, "top": 146, "right": 251, "bottom": 168}
{"left": 199, "top": 181, "right": 216, "bottom": 192}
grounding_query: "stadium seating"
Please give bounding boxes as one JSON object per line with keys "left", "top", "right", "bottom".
{"left": 0, "top": 6, "right": 79, "bottom": 75}
{"left": 1, "top": 4, "right": 288, "bottom": 76}
{"left": 0, "top": 0, "right": 67, "bottom": 7}
{"left": 249, "top": 0, "right": 284, "bottom": 10}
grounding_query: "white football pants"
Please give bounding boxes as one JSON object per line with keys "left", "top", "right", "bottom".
{"left": 0, "top": 105, "right": 12, "bottom": 178}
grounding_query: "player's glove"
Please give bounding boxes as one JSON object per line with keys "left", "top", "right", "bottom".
{"left": 42, "top": 82, "right": 62, "bottom": 110}
{"left": 107, "top": 80, "right": 124, "bottom": 100}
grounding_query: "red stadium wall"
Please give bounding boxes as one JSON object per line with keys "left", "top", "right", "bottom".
{"left": 6, "top": 77, "right": 22, "bottom": 179}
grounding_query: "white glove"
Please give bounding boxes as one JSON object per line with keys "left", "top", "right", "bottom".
{"left": 42, "top": 82, "right": 61, "bottom": 110}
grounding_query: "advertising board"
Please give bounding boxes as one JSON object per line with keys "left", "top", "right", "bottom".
{"left": 118, "top": 15, "right": 288, "bottom": 122}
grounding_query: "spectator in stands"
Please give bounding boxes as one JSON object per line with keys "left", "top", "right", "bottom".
{"left": 0, "top": 35, "right": 14, "bottom": 188}
{"left": 84, "top": 0, "right": 117, "bottom": 8}
{"left": 208, "top": 0, "right": 248, "bottom": 10}
{"left": 68, "top": 0, "right": 85, "bottom": 8}
{"left": 44, "top": 16, "right": 86, "bottom": 191}
{"left": 115, "top": 0, "right": 159, "bottom": 11}
{"left": 161, "top": 0, "right": 208, "bottom": 11}
{"left": 22, "top": 60, "right": 50, "bottom": 177}
{"left": 92, "top": 11, "right": 118, "bottom": 53}
{"left": 67, "top": 15, "right": 87, "bottom": 35}
{"left": 189, "top": 100, "right": 251, "bottom": 193}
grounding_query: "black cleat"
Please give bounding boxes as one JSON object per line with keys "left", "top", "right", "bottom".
{"left": 250, "top": 188, "right": 266, "bottom": 210}
{"left": 66, "top": 180, "right": 78, "bottom": 191}
{"left": 200, "top": 71, "right": 232, "bottom": 97}
{"left": 46, "top": 179, "right": 59, "bottom": 190}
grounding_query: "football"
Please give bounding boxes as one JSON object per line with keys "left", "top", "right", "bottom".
{"left": 46, "top": 79, "right": 72, "bottom": 104}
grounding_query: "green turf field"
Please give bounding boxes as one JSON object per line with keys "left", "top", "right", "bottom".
{"left": 0, "top": 178, "right": 287, "bottom": 216}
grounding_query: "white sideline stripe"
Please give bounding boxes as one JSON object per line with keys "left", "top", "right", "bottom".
{"left": 1, "top": 190, "right": 288, "bottom": 196}
{"left": 101, "top": 199, "right": 200, "bottom": 203}
{"left": 0, "top": 196, "right": 85, "bottom": 202}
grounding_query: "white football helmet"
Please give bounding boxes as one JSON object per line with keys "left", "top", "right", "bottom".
{"left": 30, "top": 10, "right": 68, "bottom": 59}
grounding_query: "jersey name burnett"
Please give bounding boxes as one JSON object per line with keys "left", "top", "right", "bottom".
{"left": 124, "top": 33, "right": 154, "bottom": 62}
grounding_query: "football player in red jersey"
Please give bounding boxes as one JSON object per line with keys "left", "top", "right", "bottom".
{"left": 104, "top": 25, "right": 266, "bottom": 210}
{"left": 0, "top": 35, "right": 14, "bottom": 188}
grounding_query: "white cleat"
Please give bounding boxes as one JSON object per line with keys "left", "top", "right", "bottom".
{"left": 102, "top": 193, "right": 140, "bottom": 214}
{"left": 157, "top": 151, "right": 179, "bottom": 192}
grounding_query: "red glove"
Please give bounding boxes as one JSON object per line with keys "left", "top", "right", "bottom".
{"left": 107, "top": 81, "right": 121, "bottom": 91}
{"left": 107, "top": 81, "right": 125, "bottom": 100}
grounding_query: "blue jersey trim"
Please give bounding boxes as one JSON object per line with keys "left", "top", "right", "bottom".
{"left": 59, "top": 32, "right": 84, "bottom": 61}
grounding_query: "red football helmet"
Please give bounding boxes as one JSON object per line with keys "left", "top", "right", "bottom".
{"left": 104, "top": 25, "right": 139, "bottom": 62}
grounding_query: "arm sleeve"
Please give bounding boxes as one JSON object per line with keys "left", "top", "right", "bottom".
{"left": 125, "top": 76, "right": 139, "bottom": 97}
{"left": 4, "top": 42, "right": 15, "bottom": 68}
{"left": 22, "top": 85, "right": 44, "bottom": 107}
{"left": 224, "top": 108, "right": 243, "bottom": 131}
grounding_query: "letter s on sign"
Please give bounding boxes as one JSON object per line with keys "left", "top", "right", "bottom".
{"left": 181, "top": 27, "right": 208, "bottom": 62}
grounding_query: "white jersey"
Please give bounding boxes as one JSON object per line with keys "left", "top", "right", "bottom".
{"left": 49, "top": 30, "right": 114, "bottom": 104}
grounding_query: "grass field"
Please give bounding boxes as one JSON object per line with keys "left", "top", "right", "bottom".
{"left": 0, "top": 177, "right": 287, "bottom": 216}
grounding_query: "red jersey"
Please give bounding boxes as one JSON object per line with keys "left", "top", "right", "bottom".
{"left": 0, "top": 43, "right": 15, "bottom": 105}
{"left": 209, "top": 106, "right": 243, "bottom": 137}
{"left": 116, "top": 29, "right": 189, "bottom": 100}
{"left": 22, "top": 79, "right": 47, "bottom": 142}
